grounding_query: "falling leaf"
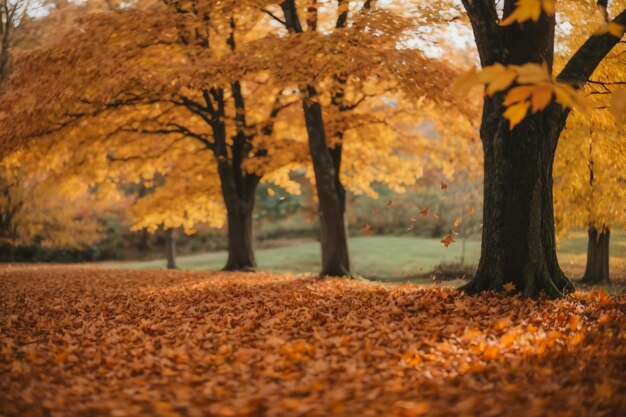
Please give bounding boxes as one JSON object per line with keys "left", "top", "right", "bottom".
{"left": 503, "top": 282, "right": 516, "bottom": 292}
{"left": 453, "top": 218, "right": 463, "bottom": 227}
{"left": 420, "top": 207, "right": 429, "bottom": 217}
{"left": 360, "top": 224, "right": 373, "bottom": 235}
{"left": 267, "top": 188, "right": 276, "bottom": 196}
{"left": 440, "top": 182, "right": 448, "bottom": 190}
{"left": 440, "top": 234, "right": 456, "bottom": 248}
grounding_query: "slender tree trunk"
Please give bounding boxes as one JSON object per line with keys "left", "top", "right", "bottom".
{"left": 279, "top": 0, "right": 351, "bottom": 276}
{"left": 582, "top": 226, "right": 610, "bottom": 284}
{"left": 165, "top": 228, "right": 177, "bottom": 269}
{"left": 303, "top": 87, "right": 351, "bottom": 277}
{"left": 461, "top": 104, "right": 574, "bottom": 298}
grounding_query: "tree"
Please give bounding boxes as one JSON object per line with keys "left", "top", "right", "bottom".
{"left": 165, "top": 227, "right": 177, "bottom": 269}
{"left": 552, "top": 11, "right": 626, "bottom": 285}
{"left": 262, "top": 0, "right": 464, "bottom": 276}
{"left": 0, "top": 151, "right": 103, "bottom": 253}
{"left": 456, "top": 0, "right": 626, "bottom": 297}
{"left": 0, "top": 2, "right": 299, "bottom": 271}
{"left": 1, "top": 0, "right": 468, "bottom": 276}
{"left": 0, "top": 0, "right": 28, "bottom": 80}
{"left": 554, "top": 108, "right": 626, "bottom": 284}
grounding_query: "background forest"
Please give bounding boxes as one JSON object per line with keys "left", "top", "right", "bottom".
{"left": 1, "top": 0, "right": 624, "bottom": 288}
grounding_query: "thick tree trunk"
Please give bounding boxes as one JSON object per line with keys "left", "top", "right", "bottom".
{"left": 581, "top": 226, "right": 610, "bottom": 284}
{"left": 303, "top": 86, "right": 351, "bottom": 277}
{"left": 461, "top": 105, "right": 574, "bottom": 298}
{"left": 165, "top": 228, "right": 177, "bottom": 270}
{"left": 223, "top": 199, "right": 256, "bottom": 271}
{"left": 459, "top": 0, "right": 625, "bottom": 297}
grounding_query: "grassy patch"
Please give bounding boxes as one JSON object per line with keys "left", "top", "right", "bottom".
{"left": 103, "top": 236, "right": 482, "bottom": 280}
{"left": 102, "top": 233, "right": 626, "bottom": 293}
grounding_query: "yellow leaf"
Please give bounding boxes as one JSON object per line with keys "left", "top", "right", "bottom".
{"left": 542, "top": 0, "right": 556, "bottom": 16}
{"left": 500, "top": 0, "right": 541, "bottom": 26}
{"left": 451, "top": 67, "right": 479, "bottom": 95}
{"left": 486, "top": 71, "right": 518, "bottom": 96}
{"left": 478, "top": 64, "right": 517, "bottom": 96}
{"left": 503, "top": 86, "right": 534, "bottom": 106}
{"left": 503, "top": 100, "right": 530, "bottom": 129}
{"left": 530, "top": 84, "right": 553, "bottom": 112}
{"left": 594, "top": 22, "right": 625, "bottom": 38}
{"left": 552, "top": 83, "right": 589, "bottom": 112}
{"left": 515, "top": 62, "right": 550, "bottom": 84}
{"left": 500, "top": 0, "right": 555, "bottom": 26}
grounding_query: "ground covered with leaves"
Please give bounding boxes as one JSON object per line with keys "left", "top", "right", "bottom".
{"left": 1, "top": 266, "right": 625, "bottom": 417}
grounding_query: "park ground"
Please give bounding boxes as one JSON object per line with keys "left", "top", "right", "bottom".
{"left": 103, "top": 232, "right": 626, "bottom": 293}
{"left": 0, "top": 265, "right": 624, "bottom": 417}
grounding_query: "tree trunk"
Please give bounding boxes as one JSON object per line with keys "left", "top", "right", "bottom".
{"left": 303, "top": 86, "right": 351, "bottom": 277}
{"left": 165, "top": 228, "right": 177, "bottom": 270}
{"left": 223, "top": 199, "right": 256, "bottom": 271}
{"left": 582, "top": 226, "right": 610, "bottom": 284}
{"left": 461, "top": 105, "right": 574, "bottom": 298}
{"left": 279, "top": 0, "right": 351, "bottom": 276}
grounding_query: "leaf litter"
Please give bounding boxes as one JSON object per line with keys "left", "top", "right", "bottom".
{"left": 0, "top": 265, "right": 624, "bottom": 417}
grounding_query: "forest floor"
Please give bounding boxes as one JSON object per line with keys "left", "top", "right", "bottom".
{"left": 1, "top": 266, "right": 625, "bottom": 417}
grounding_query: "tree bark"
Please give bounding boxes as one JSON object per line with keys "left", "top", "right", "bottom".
{"left": 223, "top": 199, "right": 256, "bottom": 271}
{"left": 459, "top": 0, "right": 625, "bottom": 297}
{"left": 303, "top": 86, "right": 351, "bottom": 277}
{"left": 461, "top": 103, "right": 574, "bottom": 298}
{"left": 165, "top": 228, "right": 177, "bottom": 269}
{"left": 582, "top": 226, "right": 610, "bottom": 284}
{"left": 280, "top": 0, "right": 351, "bottom": 277}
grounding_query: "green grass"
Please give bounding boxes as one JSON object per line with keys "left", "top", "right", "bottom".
{"left": 102, "top": 232, "right": 626, "bottom": 291}
{"left": 103, "top": 236, "right": 481, "bottom": 281}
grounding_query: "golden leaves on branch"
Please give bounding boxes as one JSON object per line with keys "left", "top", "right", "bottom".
{"left": 453, "top": 63, "right": 589, "bottom": 129}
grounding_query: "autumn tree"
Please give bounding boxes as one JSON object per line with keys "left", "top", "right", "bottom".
{"left": 0, "top": 2, "right": 300, "bottom": 271}
{"left": 1, "top": 0, "right": 468, "bottom": 276}
{"left": 258, "top": 0, "right": 464, "bottom": 276}
{"left": 0, "top": 0, "right": 29, "bottom": 80}
{"left": 554, "top": 108, "right": 626, "bottom": 284}
{"left": 0, "top": 151, "right": 103, "bottom": 254}
{"left": 456, "top": 0, "right": 626, "bottom": 297}
{"left": 552, "top": 4, "right": 626, "bottom": 285}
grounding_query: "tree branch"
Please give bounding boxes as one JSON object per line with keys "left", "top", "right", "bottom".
{"left": 260, "top": 8, "right": 287, "bottom": 26}
{"left": 558, "top": 8, "right": 626, "bottom": 85}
